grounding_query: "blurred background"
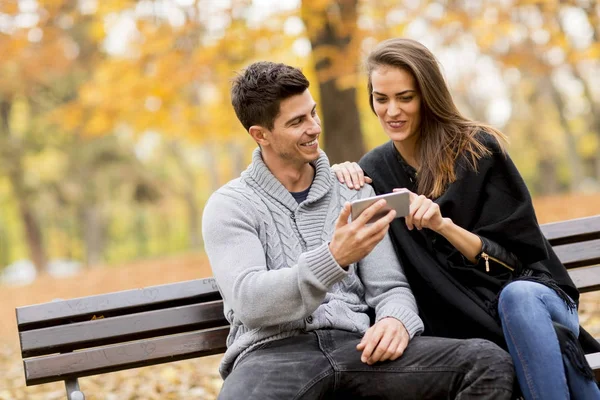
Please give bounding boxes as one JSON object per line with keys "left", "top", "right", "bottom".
{"left": 1, "top": 0, "right": 599, "bottom": 398}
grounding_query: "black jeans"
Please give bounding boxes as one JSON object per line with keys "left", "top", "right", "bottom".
{"left": 219, "top": 330, "right": 514, "bottom": 399}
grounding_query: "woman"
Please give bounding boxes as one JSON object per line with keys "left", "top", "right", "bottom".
{"left": 333, "top": 38, "right": 600, "bottom": 399}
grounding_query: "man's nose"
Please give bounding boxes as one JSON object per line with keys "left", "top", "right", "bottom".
{"left": 308, "top": 117, "right": 321, "bottom": 134}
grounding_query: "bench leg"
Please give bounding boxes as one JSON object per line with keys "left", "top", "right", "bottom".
{"left": 64, "top": 378, "right": 85, "bottom": 400}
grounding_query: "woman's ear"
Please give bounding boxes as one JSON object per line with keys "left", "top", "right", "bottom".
{"left": 249, "top": 125, "right": 269, "bottom": 146}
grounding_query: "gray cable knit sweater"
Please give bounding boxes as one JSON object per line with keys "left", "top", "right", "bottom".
{"left": 202, "top": 148, "right": 423, "bottom": 378}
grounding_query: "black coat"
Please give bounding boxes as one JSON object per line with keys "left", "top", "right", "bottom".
{"left": 359, "top": 137, "right": 600, "bottom": 355}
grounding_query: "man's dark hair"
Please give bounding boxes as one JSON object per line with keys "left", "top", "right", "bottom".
{"left": 231, "top": 61, "right": 310, "bottom": 131}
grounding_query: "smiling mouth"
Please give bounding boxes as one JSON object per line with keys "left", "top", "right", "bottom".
{"left": 388, "top": 121, "right": 406, "bottom": 128}
{"left": 301, "top": 138, "right": 318, "bottom": 146}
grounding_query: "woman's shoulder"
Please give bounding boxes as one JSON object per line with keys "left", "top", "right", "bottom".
{"left": 359, "top": 141, "right": 394, "bottom": 168}
{"left": 474, "top": 130, "right": 506, "bottom": 156}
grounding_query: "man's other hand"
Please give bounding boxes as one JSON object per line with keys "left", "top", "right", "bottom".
{"left": 356, "top": 317, "right": 409, "bottom": 365}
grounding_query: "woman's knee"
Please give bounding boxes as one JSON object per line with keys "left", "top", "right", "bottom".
{"left": 498, "top": 281, "right": 546, "bottom": 318}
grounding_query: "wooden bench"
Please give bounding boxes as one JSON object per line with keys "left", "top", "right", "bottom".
{"left": 15, "top": 215, "right": 600, "bottom": 399}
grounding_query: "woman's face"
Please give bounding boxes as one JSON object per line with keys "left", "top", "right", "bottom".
{"left": 371, "top": 66, "right": 421, "bottom": 146}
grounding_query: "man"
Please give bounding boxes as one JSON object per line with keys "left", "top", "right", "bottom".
{"left": 202, "top": 61, "right": 514, "bottom": 399}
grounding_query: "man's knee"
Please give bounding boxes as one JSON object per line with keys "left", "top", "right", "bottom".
{"left": 457, "top": 339, "right": 515, "bottom": 398}
{"left": 218, "top": 379, "right": 240, "bottom": 400}
{"left": 218, "top": 375, "right": 271, "bottom": 400}
{"left": 462, "top": 338, "right": 514, "bottom": 374}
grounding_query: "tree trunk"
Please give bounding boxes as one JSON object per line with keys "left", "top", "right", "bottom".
{"left": 231, "top": 142, "right": 246, "bottom": 178}
{"left": 301, "top": 0, "right": 365, "bottom": 164}
{"left": 547, "top": 80, "right": 585, "bottom": 191}
{"left": 11, "top": 178, "right": 47, "bottom": 272}
{"left": 571, "top": 66, "right": 600, "bottom": 182}
{"left": 135, "top": 210, "right": 148, "bottom": 257}
{"left": 558, "top": 8, "right": 600, "bottom": 182}
{"left": 1, "top": 99, "right": 46, "bottom": 272}
{"left": 169, "top": 141, "right": 202, "bottom": 249}
{"left": 521, "top": 78, "right": 562, "bottom": 194}
{"left": 205, "top": 143, "right": 221, "bottom": 192}
{"left": 0, "top": 219, "right": 9, "bottom": 267}
{"left": 184, "top": 189, "right": 201, "bottom": 249}
{"left": 79, "top": 204, "right": 106, "bottom": 267}
{"left": 536, "top": 159, "right": 560, "bottom": 195}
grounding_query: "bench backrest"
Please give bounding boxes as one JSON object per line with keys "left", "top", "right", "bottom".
{"left": 16, "top": 277, "right": 227, "bottom": 385}
{"left": 540, "top": 215, "right": 600, "bottom": 293}
{"left": 15, "top": 215, "right": 600, "bottom": 386}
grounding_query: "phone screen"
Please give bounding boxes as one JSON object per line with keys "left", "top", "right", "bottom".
{"left": 350, "top": 190, "right": 410, "bottom": 223}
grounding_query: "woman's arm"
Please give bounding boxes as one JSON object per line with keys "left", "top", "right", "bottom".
{"left": 405, "top": 191, "right": 482, "bottom": 263}
{"left": 436, "top": 219, "right": 482, "bottom": 263}
{"left": 407, "top": 191, "right": 519, "bottom": 271}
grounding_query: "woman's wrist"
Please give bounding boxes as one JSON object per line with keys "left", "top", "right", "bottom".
{"left": 435, "top": 217, "right": 454, "bottom": 236}
{"left": 435, "top": 217, "right": 482, "bottom": 263}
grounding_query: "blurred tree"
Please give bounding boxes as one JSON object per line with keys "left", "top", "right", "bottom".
{"left": 2, "top": 0, "right": 599, "bottom": 274}
{"left": 301, "top": 0, "right": 365, "bottom": 164}
{"left": 0, "top": 1, "right": 79, "bottom": 271}
{"left": 416, "top": 0, "right": 600, "bottom": 193}
{"left": 62, "top": 135, "right": 161, "bottom": 266}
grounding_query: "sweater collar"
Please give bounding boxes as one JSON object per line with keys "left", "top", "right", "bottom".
{"left": 242, "top": 147, "right": 334, "bottom": 211}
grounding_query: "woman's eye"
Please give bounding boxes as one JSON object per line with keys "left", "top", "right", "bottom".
{"left": 400, "top": 96, "right": 413, "bottom": 102}
{"left": 374, "top": 97, "right": 387, "bottom": 103}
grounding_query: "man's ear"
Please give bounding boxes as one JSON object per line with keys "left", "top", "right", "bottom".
{"left": 249, "top": 125, "right": 269, "bottom": 146}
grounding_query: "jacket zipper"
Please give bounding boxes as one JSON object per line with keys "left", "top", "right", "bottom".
{"left": 480, "top": 252, "right": 514, "bottom": 272}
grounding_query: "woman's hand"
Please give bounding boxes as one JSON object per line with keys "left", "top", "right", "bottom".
{"left": 401, "top": 189, "right": 449, "bottom": 233}
{"left": 331, "top": 161, "right": 373, "bottom": 190}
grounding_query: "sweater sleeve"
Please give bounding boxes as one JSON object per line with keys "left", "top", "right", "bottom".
{"left": 354, "top": 186, "right": 424, "bottom": 338}
{"left": 202, "top": 190, "right": 348, "bottom": 330}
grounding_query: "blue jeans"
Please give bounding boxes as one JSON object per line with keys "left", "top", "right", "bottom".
{"left": 498, "top": 280, "right": 600, "bottom": 400}
{"left": 219, "top": 330, "right": 514, "bottom": 399}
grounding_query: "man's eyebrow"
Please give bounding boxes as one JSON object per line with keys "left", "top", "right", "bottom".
{"left": 284, "top": 104, "right": 317, "bottom": 126}
{"left": 372, "top": 90, "right": 416, "bottom": 96}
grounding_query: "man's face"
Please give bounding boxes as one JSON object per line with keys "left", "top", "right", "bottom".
{"left": 260, "top": 89, "right": 322, "bottom": 167}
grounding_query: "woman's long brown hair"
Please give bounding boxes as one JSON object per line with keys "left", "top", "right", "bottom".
{"left": 366, "top": 38, "right": 508, "bottom": 198}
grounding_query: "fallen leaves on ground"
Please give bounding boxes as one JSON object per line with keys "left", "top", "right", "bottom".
{"left": 0, "top": 343, "right": 224, "bottom": 400}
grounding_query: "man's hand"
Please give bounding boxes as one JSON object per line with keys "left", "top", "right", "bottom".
{"left": 356, "top": 317, "right": 410, "bottom": 365}
{"left": 329, "top": 200, "right": 395, "bottom": 268}
{"left": 331, "top": 161, "right": 373, "bottom": 189}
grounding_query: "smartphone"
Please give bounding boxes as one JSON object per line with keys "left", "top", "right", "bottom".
{"left": 350, "top": 190, "right": 410, "bottom": 224}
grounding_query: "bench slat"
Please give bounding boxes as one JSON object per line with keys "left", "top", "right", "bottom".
{"left": 16, "top": 278, "right": 221, "bottom": 330}
{"left": 20, "top": 301, "right": 227, "bottom": 357}
{"left": 553, "top": 239, "right": 600, "bottom": 269}
{"left": 587, "top": 352, "right": 600, "bottom": 381}
{"left": 568, "top": 265, "right": 600, "bottom": 293}
{"left": 23, "top": 327, "right": 229, "bottom": 386}
{"left": 540, "top": 215, "right": 600, "bottom": 246}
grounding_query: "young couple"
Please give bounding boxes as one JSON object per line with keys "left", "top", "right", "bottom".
{"left": 202, "top": 38, "right": 600, "bottom": 399}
